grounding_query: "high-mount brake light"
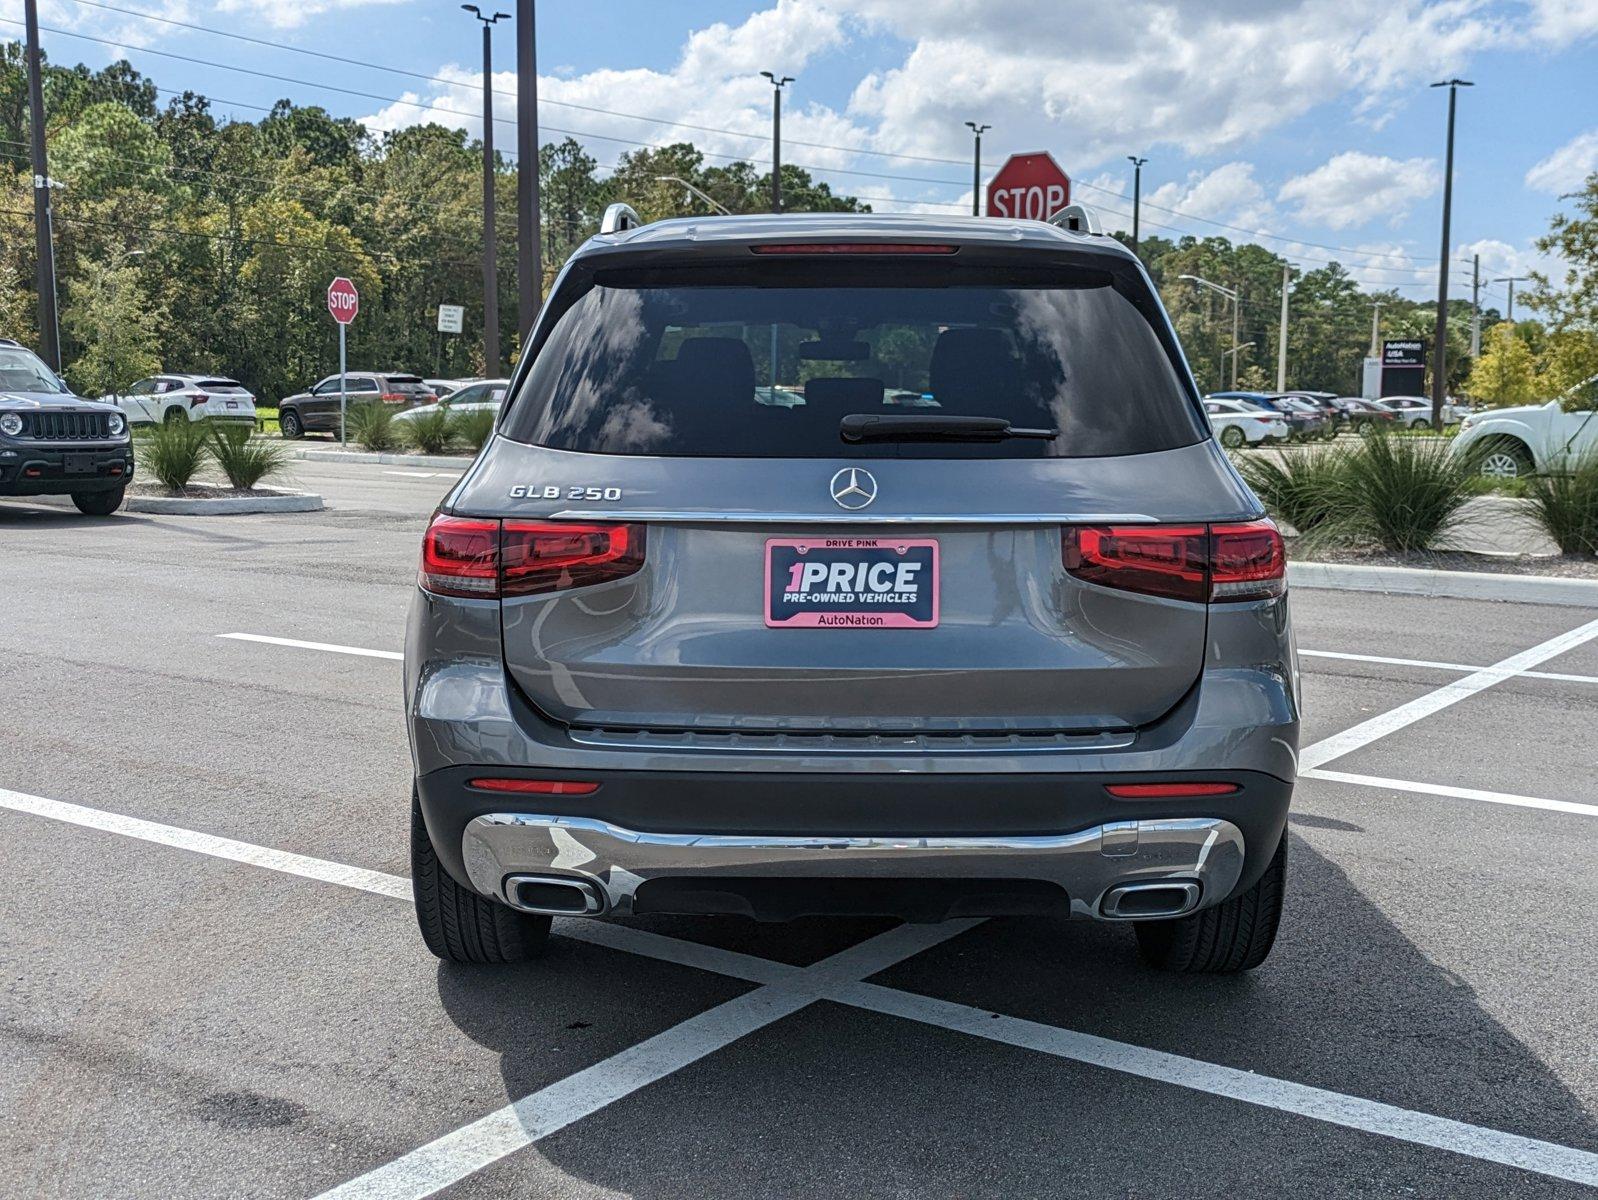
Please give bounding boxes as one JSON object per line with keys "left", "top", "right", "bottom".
{"left": 1105, "top": 782, "right": 1241, "bottom": 798}
{"left": 418, "top": 513, "right": 646, "bottom": 599}
{"left": 1063, "top": 520, "right": 1285, "bottom": 604}
{"left": 750, "top": 243, "right": 958, "bottom": 256}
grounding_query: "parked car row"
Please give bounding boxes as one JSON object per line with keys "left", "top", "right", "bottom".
{"left": 1200, "top": 388, "right": 1486, "bottom": 447}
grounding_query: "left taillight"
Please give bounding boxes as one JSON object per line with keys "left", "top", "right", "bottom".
{"left": 1063, "top": 520, "right": 1284, "bottom": 604}
{"left": 419, "top": 513, "right": 645, "bottom": 599}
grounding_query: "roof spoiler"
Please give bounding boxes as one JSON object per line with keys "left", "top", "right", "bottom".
{"left": 600, "top": 203, "right": 643, "bottom": 235}
{"left": 1047, "top": 203, "right": 1103, "bottom": 236}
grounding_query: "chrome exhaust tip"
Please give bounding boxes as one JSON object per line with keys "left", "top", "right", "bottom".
{"left": 504, "top": 874, "right": 608, "bottom": 916}
{"left": 1099, "top": 880, "right": 1201, "bottom": 920}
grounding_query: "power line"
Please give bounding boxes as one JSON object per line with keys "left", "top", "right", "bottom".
{"left": 28, "top": 5, "right": 1460, "bottom": 267}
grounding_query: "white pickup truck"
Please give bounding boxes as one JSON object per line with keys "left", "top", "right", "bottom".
{"left": 1450, "top": 375, "right": 1598, "bottom": 477}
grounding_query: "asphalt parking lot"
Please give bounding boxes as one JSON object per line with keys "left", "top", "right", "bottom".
{"left": 2, "top": 462, "right": 1595, "bottom": 1199}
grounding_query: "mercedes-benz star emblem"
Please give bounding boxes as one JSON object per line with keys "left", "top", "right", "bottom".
{"left": 829, "top": 467, "right": 878, "bottom": 510}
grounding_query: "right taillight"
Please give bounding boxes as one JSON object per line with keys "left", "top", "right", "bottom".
{"left": 419, "top": 512, "right": 645, "bottom": 599}
{"left": 1063, "top": 520, "right": 1284, "bottom": 604}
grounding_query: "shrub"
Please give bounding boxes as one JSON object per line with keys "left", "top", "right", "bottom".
{"left": 403, "top": 406, "right": 455, "bottom": 455}
{"left": 1337, "top": 432, "right": 1476, "bottom": 553}
{"left": 1232, "top": 445, "right": 1351, "bottom": 539}
{"left": 347, "top": 402, "right": 400, "bottom": 452}
{"left": 1521, "top": 451, "right": 1598, "bottom": 557}
{"left": 450, "top": 407, "right": 497, "bottom": 452}
{"left": 135, "top": 416, "right": 210, "bottom": 491}
{"left": 208, "top": 422, "right": 291, "bottom": 490}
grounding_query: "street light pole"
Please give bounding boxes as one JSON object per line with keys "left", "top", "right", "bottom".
{"left": 1469, "top": 254, "right": 1480, "bottom": 357}
{"left": 1493, "top": 275, "right": 1528, "bottom": 323}
{"left": 24, "top": 0, "right": 61, "bottom": 371}
{"left": 1126, "top": 156, "right": 1147, "bottom": 257}
{"left": 1180, "top": 274, "right": 1241, "bottom": 389}
{"left": 1429, "top": 78, "right": 1472, "bottom": 429}
{"left": 965, "top": 122, "right": 990, "bottom": 216}
{"left": 760, "top": 72, "right": 793, "bottom": 213}
{"left": 516, "top": 0, "right": 540, "bottom": 341}
{"left": 464, "top": 6, "right": 509, "bottom": 374}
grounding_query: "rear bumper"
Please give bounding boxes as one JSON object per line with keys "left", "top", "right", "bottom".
{"left": 0, "top": 444, "right": 134, "bottom": 494}
{"left": 418, "top": 766, "right": 1290, "bottom": 922}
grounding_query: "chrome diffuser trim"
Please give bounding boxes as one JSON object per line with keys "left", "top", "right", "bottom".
{"left": 461, "top": 814, "right": 1245, "bottom": 921}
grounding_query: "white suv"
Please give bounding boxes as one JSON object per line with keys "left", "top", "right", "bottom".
{"left": 113, "top": 375, "right": 257, "bottom": 427}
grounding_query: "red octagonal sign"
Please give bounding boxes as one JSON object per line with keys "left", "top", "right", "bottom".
{"left": 986, "top": 152, "right": 1071, "bottom": 221}
{"left": 327, "top": 276, "right": 360, "bottom": 326}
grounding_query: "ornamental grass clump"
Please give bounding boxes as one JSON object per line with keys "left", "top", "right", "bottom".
{"left": 1337, "top": 430, "right": 1476, "bottom": 553}
{"left": 136, "top": 416, "right": 211, "bottom": 491}
{"left": 348, "top": 402, "right": 400, "bottom": 453}
{"left": 403, "top": 406, "right": 455, "bottom": 455}
{"left": 450, "top": 407, "right": 497, "bottom": 451}
{"left": 1521, "top": 450, "right": 1598, "bottom": 557}
{"left": 208, "top": 422, "right": 292, "bottom": 490}
{"left": 1231, "top": 445, "right": 1352, "bottom": 543}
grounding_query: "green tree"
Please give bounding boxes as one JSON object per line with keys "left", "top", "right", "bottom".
{"left": 1467, "top": 322, "right": 1538, "bottom": 406}
{"left": 60, "top": 255, "right": 165, "bottom": 395}
{"left": 1528, "top": 172, "right": 1598, "bottom": 333}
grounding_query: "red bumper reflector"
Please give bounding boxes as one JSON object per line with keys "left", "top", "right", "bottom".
{"left": 1105, "top": 782, "right": 1241, "bottom": 798}
{"left": 467, "top": 778, "right": 600, "bottom": 795}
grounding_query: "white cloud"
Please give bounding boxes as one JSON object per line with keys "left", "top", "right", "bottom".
{"left": 1525, "top": 129, "right": 1598, "bottom": 193}
{"left": 210, "top": 0, "right": 409, "bottom": 32}
{"left": 1145, "top": 162, "right": 1272, "bottom": 229}
{"left": 1277, "top": 151, "right": 1438, "bottom": 230}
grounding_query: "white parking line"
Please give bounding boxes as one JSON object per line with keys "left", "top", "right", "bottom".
{"left": 382, "top": 470, "right": 451, "bottom": 479}
{"left": 1298, "top": 615, "right": 1598, "bottom": 771}
{"left": 315, "top": 921, "right": 978, "bottom": 1200}
{"left": 218, "top": 633, "right": 403, "bottom": 661}
{"left": 1301, "top": 649, "right": 1598, "bottom": 687}
{"left": 6, "top": 785, "right": 1596, "bottom": 1192}
{"left": 1301, "top": 769, "right": 1598, "bottom": 820}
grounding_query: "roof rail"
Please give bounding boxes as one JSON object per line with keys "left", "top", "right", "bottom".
{"left": 599, "top": 203, "right": 643, "bottom": 235}
{"left": 1048, "top": 203, "right": 1103, "bottom": 236}
{"left": 0, "top": 337, "right": 21, "bottom": 348}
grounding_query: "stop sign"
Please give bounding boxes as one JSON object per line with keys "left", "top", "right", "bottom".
{"left": 327, "top": 276, "right": 360, "bottom": 325}
{"left": 986, "top": 152, "right": 1071, "bottom": 221}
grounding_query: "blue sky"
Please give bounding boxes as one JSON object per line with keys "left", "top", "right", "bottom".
{"left": 7, "top": 0, "right": 1597, "bottom": 307}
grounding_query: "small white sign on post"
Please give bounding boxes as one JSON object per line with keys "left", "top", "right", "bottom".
{"left": 437, "top": 304, "right": 464, "bottom": 334}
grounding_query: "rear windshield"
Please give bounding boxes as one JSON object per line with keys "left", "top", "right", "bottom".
{"left": 503, "top": 273, "right": 1202, "bottom": 459}
{"left": 197, "top": 379, "right": 247, "bottom": 392}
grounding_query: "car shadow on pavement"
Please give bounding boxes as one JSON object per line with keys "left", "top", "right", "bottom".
{"left": 432, "top": 833, "right": 1597, "bottom": 1197}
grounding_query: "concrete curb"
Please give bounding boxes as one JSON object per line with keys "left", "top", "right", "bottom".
{"left": 1290, "top": 561, "right": 1598, "bottom": 608}
{"left": 282, "top": 448, "right": 475, "bottom": 469}
{"left": 124, "top": 487, "right": 324, "bottom": 515}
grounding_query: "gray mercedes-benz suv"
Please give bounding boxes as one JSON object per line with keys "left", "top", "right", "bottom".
{"left": 405, "top": 211, "right": 1298, "bottom": 974}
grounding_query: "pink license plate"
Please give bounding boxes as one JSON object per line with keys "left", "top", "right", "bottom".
{"left": 764, "top": 538, "right": 939, "bottom": 629}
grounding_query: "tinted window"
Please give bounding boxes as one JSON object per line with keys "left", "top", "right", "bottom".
{"left": 505, "top": 277, "right": 1202, "bottom": 459}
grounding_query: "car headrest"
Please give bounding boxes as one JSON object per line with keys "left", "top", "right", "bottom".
{"left": 928, "top": 327, "right": 1023, "bottom": 413}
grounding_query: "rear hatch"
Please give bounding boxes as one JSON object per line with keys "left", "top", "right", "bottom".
{"left": 194, "top": 379, "right": 255, "bottom": 418}
{"left": 385, "top": 376, "right": 436, "bottom": 406}
{"left": 464, "top": 241, "right": 1262, "bottom": 735}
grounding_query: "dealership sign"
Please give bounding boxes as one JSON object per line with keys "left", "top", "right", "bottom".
{"left": 986, "top": 152, "right": 1071, "bottom": 220}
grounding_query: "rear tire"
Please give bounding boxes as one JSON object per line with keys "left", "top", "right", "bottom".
{"left": 71, "top": 487, "right": 125, "bottom": 515}
{"left": 1219, "top": 425, "right": 1246, "bottom": 449}
{"left": 163, "top": 405, "right": 185, "bottom": 425}
{"left": 1135, "top": 835, "right": 1286, "bottom": 974}
{"left": 280, "top": 409, "right": 304, "bottom": 439}
{"left": 411, "top": 789, "right": 551, "bottom": 963}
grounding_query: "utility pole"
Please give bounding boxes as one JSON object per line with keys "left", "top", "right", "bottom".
{"left": 464, "top": 5, "right": 509, "bottom": 374}
{"left": 1469, "top": 254, "right": 1480, "bottom": 357}
{"left": 516, "top": 0, "right": 540, "bottom": 341}
{"left": 1127, "top": 156, "right": 1147, "bottom": 257}
{"left": 1494, "top": 275, "right": 1528, "bottom": 323}
{"left": 1429, "top": 78, "right": 1472, "bottom": 429}
{"left": 1369, "top": 301, "right": 1384, "bottom": 357}
{"left": 965, "top": 122, "right": 990, "bottom": 216}
{"left": 24, "top": 0, "right": 60, "bottom": 371}
{"left": 1276, "top": 263, "right": 1291, "bottom": 392}
{"left": 760, "top": 72, "right": 793, "bottom": 213}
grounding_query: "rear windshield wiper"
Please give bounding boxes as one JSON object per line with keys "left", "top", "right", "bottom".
{"left": 839, "top": 413, "right": 1058, "bottom": 444}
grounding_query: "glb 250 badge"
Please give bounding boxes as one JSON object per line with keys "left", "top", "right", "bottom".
{"left": 508, "top": 484, "right": 623, "bottom": 501}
